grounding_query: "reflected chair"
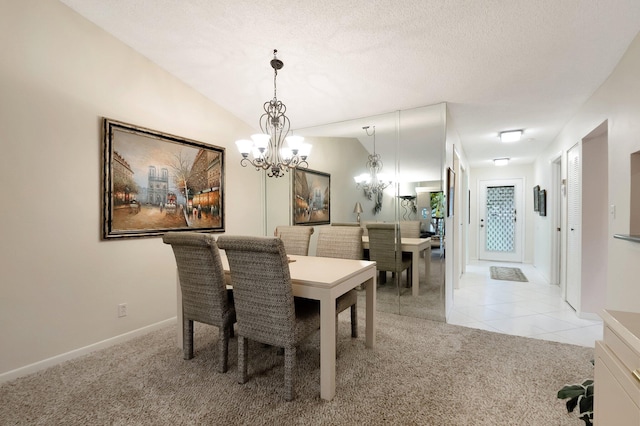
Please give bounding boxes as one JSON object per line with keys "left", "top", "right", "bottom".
{"left": 315, "top": 226, "right": 364, "bottom": 338}
{"left": 399, "top": 220, "right": 421, "bottom": 238}
{"left": 330, "top": 222, "right": 360, "bottom": 227}
{"left": 162, "top": 232, "right": 236, "bottom": 373}
{"left": 366, "top": 223, "right": 412, "bottom": 288}
{"left": 216, "top": 235, "right": 320, "bottom": 401}
{"left": 274, "top": 225, "right": 314, "bottom": 256}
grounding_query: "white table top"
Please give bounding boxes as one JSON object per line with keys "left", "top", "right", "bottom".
{"left": 362, "top": 236, "right": 431, "bottom": 249}
{"left": 220, "top": 253, "right": 376, "bottom": 289}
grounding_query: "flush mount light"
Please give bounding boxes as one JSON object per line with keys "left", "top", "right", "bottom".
{"left": 494, "top": 158, "right": 509, "bottom": 166}
{"left": 500, "top": 130, "right": 522, "bottom": 143}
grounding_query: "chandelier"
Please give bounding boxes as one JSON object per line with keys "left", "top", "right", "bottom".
{"left": 235, "top": 49, "right": 311, "bottom": 178}
{"left": 354, "top": 125, "right": 392, "bottom": 214}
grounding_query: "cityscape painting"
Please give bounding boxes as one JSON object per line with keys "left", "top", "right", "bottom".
{"left": 293, "top": 168, "right": 330, "bottom": 225}
{"left": 102, "top": 118, "right": 225, "bottom": 239}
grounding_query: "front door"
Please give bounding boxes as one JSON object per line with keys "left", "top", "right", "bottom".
{"left": 479, "top": 178, "right": 524, "bottom": 262}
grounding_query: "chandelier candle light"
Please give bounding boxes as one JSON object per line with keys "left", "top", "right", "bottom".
{"left": 235, "top": 49, "right": 311, "bottom": 178}
{"left": 354, "top": 125, "right": 392, "bottom": 214}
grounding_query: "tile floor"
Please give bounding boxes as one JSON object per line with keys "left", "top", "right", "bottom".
{"left": 450, "top": 261, "right": 603, "bottom": 347}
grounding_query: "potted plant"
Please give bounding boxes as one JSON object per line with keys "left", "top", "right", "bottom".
{"left": 557, "top": 379, "right": 594, "bottom": 425}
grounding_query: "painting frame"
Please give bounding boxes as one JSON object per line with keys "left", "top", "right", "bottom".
{"left": 102, "top": 118, "right": 225, "bottom": 240}
{"left": 533, "top": 185, "right": 540, "bottom": 211}
{"left": 447, "top": 167, "right": 455, "bottom": 217}
{"left": 293, "top": 168, "right": 330, "bottom": 226}
{"left": 539, "top": 189, "right": 547, "bottom": 217}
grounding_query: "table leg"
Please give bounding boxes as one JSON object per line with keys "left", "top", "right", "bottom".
{"left": 412, "top": 248, "right": 420, "bottom": 297}
{"left": 424, "top": 246, "right": 431, "bottom": 284}
{"left": 176, "top": 270, "right": 183, "bottom": 349}
{"left": 365, "top": 275, "right": 377, "bottom": 348}
{"left": 319, "top": 295, "right": 337, "bottom": 401}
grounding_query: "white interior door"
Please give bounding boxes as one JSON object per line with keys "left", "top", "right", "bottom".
{"left": 479, "top": 179, "right": 523, "bottom": 262}
{"left": 566, "top": 143, "right": 581, "bottom": 310}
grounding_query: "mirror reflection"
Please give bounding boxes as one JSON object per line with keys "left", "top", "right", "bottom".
{"left": 264, "top": 104, "right": 446, "bottom": 322}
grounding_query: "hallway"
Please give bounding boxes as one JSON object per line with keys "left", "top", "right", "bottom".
{"left": 450, "top": 261, "right": 603, "bottom": 347}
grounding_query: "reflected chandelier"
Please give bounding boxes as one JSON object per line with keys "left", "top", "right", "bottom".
{"left": 235, "top": 49, "right": 311, "bottom": 178}
{"left": 354, "top": 125, "right": 392, "bottom": 214}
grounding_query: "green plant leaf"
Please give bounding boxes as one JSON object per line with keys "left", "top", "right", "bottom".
{"left": 578, "top": 413, "right": 593, "bottom": 426}
{"left": 558, "top": 384, "right": 586, "bottom": 399}
{"left": 579, "top": 395, "right": 593, "bottom": 415}
{"left": 566, "top": 395, "right": 580, "bottom": 413}
{"left": 585, "top": 384, "right": 594, "bottom": 398}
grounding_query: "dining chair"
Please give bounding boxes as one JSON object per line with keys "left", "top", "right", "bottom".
{"left": 162, "top": 232, "right": 236, "bottom": 373}
{"left": 315, "top": 226, "right": 364, "bottom": 338}
{"left": 216, "top": 235, "right": 320, "bottom": 401}
{"left": 366, "top": 223, "right": 412, "bottom": 288}
{"left": 274, "top": 225, "right": 314, "bottom": 256}
{"left": 399, "top": 220, "right": 421, "bottom": 238}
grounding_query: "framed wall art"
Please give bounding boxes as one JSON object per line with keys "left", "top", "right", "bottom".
{"left": 533, "top": 185, "right": 540, "bottom": 211}
{"left": 447, "top": 167, "right": 455, "bottom": 217}
{"left": 102, "top": 118, "right": 225, "bottom": 239}
{"left": 538, "top": 189, "right": 547, "bottom": 217}
{"left": 293, "top": 168, "right": 330, "bottom": 225}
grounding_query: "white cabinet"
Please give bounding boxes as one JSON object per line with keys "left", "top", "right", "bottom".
{"left": 595, "top": 310, "right": 640, "bottom": 425}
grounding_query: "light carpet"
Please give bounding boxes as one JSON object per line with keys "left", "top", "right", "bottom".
{"left": 0, "top": 309, "right": 593, "bottom": 425}
{"left": 490, "top": 266, "right": 528, "bottom": 282}
{"left": 375, "top": 249, "right": 445, "bottom": 321}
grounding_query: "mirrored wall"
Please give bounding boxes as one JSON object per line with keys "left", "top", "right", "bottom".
{"left": 264, "top": 104, "right": 446, "bottom": 321}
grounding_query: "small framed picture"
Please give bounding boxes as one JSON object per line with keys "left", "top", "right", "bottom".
{"left": 533, "top": 185, "right": 540, "bottom": 212}
{"left": 539, "top": 189, "right": 547, "bottom": 216}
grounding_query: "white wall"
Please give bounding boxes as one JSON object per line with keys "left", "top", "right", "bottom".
{"left": 534, "top": 31, "right": 640, "bottom": 313}
{"left": 444, "top": 107, "right": 468, "bottom": 318}
{"left": 581, "top": 132, "right": 608, "bottom": 314}
{"left": 0, "top": 0, "right": 261, "bottom": 378}
{"left": 468, "top": 164, "right": 535, "bottom": 264}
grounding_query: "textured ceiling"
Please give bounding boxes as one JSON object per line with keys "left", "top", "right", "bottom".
{"left": 59, "top": 0, "right": 640, "bottom": 169}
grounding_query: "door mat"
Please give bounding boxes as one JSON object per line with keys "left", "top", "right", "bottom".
{"left": 490, "top": 266, "right": 528, "bottom": 282}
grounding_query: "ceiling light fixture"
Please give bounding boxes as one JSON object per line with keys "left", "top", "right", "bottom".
{"left": 235, "top": 49, "right": 311, "bottom": 178}
{"left": 494, "top": 158, "right": 510, "bottom": 166}
{"left": 500, "top": 130, "right": 523, "bottom": 143}
{"left": 354, "top": 125, "right": 392, "bottom": 214}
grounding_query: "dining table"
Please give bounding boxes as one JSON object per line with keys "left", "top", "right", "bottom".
{"left": 175, "top": 253, "right": 377, "bottom": 401}
{"left": 362, "top": 236, "right": 431, "bottom": 297}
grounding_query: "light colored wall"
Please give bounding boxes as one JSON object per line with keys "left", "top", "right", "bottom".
{"left": 581, "top": 132, "right": 608, "bottom": 314}
{"left": 0, "top": 0, "right": 261, "bottom": 378}
{"left": 533, "top": 31, "right": 640, "bottom": 313}
{"left": 445, "top": 107, "right": 468, "bottom": 317}
{"left": 468, "top": 164, "right": 535, "bottom": 264}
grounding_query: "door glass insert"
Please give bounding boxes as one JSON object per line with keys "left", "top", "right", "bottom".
{"left": 485, "top": 185, "right": 515, "bottom": 252}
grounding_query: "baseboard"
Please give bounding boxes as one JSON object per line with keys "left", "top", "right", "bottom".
{"left": 0, "top": 317, "right": 177, "bottom": 384}
{"left": 577, "top": 311, "right": 602, "bottom": 321}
